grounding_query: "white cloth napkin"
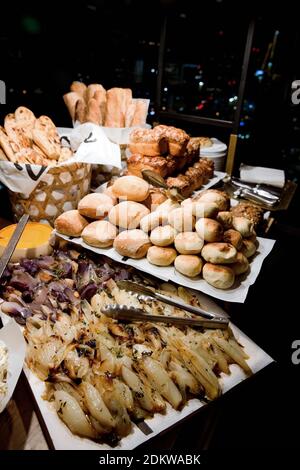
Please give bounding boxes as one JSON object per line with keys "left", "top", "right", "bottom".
{"left": 239, "top": 164, "right": 285, "bottom": 188}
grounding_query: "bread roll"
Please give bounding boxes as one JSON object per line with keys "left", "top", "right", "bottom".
{"left": 240, "top": 239, "right": 257, "bottom": 258}
{"left": 155, "top": 199, "right": 180, "bottom": 213}
{"left": 113, "top": 229, "right": 151, "bottom": 259}
{"left": 232, "top": 216, "right": 254, "bottom": 238}
{"left": 103, "top": 186, "right": 118, "bottom": 205}
{"left": 143, "top": 189, "right": 168, "bottom": 211}
{"left": 111, "top": 175, "right": 150, "bottom": 202}
{"left": 147, "top": 246, "right": 177, "bottom": 266}
{"left": 174, "top": 232, "right": 204, "bottom": 255}
{"left": 202, "top": 263, "right": 235, "bottom": 289}
{"left": 54, "top": 210, "right": 88, "bottom": 237}
{"left": 82, "top": 221, "right": 118, "bottom": 248}
{"left": 150, "top": 225, "right": 177, "bottom": 247}
{"left": 201, "top": 242, "right": 237, "bottom": 264}
{"left": 109, "top": 201, "right": 150, "bottom": 229}
{"left": 223, "top": 229, "right": 243, "bottom": 250}
{"left": 181, "top": 200, "right": 219, "bottom": 219}
{"left": 78, "top": 193, "right": 115, "bottom": 220}
{"left": 231, "top": 252, "right": 249, "bottom": 275}
{"left": 168, "top": 208, "right": 195, "bottom": 232}
{"left": 140, "top": 212, "right": 167, "bottom": 233}
{"left": 174, "top": 255, "right": 203, "bottom": 278}
{"left": 217, "top": 211, "right": 233, "bottom": 229}
{"left": 197, "top": 189, "right": 230, "bottom": 211}
{"left": 195, "top": 218, "right": 223, "bottom": 242}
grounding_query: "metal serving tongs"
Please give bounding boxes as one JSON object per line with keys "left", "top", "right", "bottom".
{"left": 141, "top": 169, "right": 185, "bottom": 202}
{"left": 116, "top": 280, "right": 229, "bottom": 323}
{"left": 101, "top": 304, "right": 228, "bottom": 330}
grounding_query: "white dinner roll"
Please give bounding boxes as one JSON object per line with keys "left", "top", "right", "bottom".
{"left": 113, "top": 229, "right": 152, "bottom": 259}
{"left": 196, "top": 189, "right": 229, "bottom": 211}
{"left": 223, "top": 229, "right": 243, "bottom": 250}
{"left": 202, "top": 263, "right": 235, "bottom": 289}
{"left": 240, "top": 239, "right": 257, "bottom": 258}
{"left": 147, "top": 246, "right": 177, "bottom": 266}
{"left": 155, "top": 199, "right": 180, "bottom": 213}
{"left": 111, "top": 175, "right": 150, "bottom": 202}
{"left": 195, "top": 218, "right": 223, "bottom": 242}
{"left": 150, "top": 225, "right": 177, "bottom": 247}
{"left": 174, "top": 255, "right": 203, "bottom": 278}
{"left": 108, "top": 201, "right": 150, "bottom": 229}
{"left": 82, "top": 221, "right": 118, "bottom": 248}
{"left": 217, "top": 211, "right": 233, "bottom": 229}
{"left": 78, "top": 193, "right": 115, "bottom": 220}
{"left": 168, "top": 207, "right": 195, "bottom": 232}
{"left": 232, "top": 216, "right": 254, "bottom": 238}
{"left": 181, "top": 200, "right": 219, "bottom": 219}
{"left": 174, "top": 232, "right": 204, "bottom": 255}
{"left": 140, "top": 212, "right": 168, "bottom": 233}
{"left": 231, "top": 252, "right": 250, "bottom": 275}
{"left": 201, "top": 242, "right": 237, "bottom": 264}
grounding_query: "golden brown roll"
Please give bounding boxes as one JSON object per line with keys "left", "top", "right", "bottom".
{"left": 202, "top": 263, "right": 235, "bottom": 289}
{"left": 82, "top": 221, "right": 118, "bottom": 248}
{"left": 232, "top": 216, "right": 254, "bottom": 238}
{"left": 181, "top": 200, "right": 219, "bottom": 219}
{"left": 217, "top": 211, "right": 233, "bottom": 229}
{"left": 143, "top": 189, "right": 168, "bottom": 211}
{"left": 150, "top": 225, "right": 177, "bottom": 247}
{"left": 140, "top": 212, "right": 167, "bottom": 233}
{"left": 174, "top": 255, "right": 203, "bottom": 278}
{"left": 103, "top": 186, "right": 118, "bottom": 205}
{"left": 240, "top": 239, "right": 257, "bottom": 258}
{"left": 111, "top": 175, "right": 150, "bottom": 202}
{"left": 108, "top": 201, "right": 150, "bottom": 229}
{"left": 223, "top": 229, "right": 243, "bottom": 250}
{"left": 195, "top": 218, "right": 223, "bottom": 242}
{"left": 113, "top": 229, "right": 151, "bottom": 259}
{"left": 54, "top": 210, "right": 88, "bottom": 237}
{"left": 196, "top": 189, "right": 230, "bottom": 211}
{"left": 78, "top": 193, "right": 115, "bottom": 220}
{"left": 174, "top": 232, "right": 204, "bottom": 255}
{"left": 147, "top": 246, "right": 177, "bottom": 266}
{"left": 201, "top": 242, "right": 237, "bottom": 264}
{"left": 168, "top": 208, "right": 195, "bottom": 232}
{"left": 231, "top": 252, "right": 249, "bottom": 275}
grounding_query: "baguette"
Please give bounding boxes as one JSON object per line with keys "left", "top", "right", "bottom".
{"left": 63, "top": 92, "right": 81, "bottom": 121}
{"left": 70, "top": 81, "right": 87, "bottom": 99}
{"left": 0, "top": 126, "right": 18, "bottom": 162}
{"left": 74, "top": 98, "right": 87, "bottom": 123}
{"left": 86, "top": 98, "right": 101, "bottom": 125}
{"left": 94, "top": 88, "right": 107, "bottom": 125}
{"left": 131, "top": 99, "right": 149, "bottom": 126}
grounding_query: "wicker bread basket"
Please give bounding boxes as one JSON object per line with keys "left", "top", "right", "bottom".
{"left": 9, "top": 162, "right": 92, "bottom": 226}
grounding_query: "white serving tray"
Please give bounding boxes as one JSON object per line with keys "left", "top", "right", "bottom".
{"left": 0, "top": 290, "right": 273, "bottom": 450}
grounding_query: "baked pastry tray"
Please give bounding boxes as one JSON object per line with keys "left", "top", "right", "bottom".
{"left": 0, "top": 293, "right": 273, "bottom": 450}
{"left": 55, "top": 232, "right": 275, "bottom": 304}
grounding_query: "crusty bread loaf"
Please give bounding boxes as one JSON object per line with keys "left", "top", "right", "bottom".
{"left": 202, "top": 263, "right": 235, "bottom": 289}
{"left": 201, "top": 242, "right": 237, "bottom": 264}
{"left": 113, "top": 229, "right": 151, "bottom": 259}
{"left": 174, "top": 255, "right": 203, "bottom": 278}
{"left": 54, "top": 210, "right": 88, "bottom": 237}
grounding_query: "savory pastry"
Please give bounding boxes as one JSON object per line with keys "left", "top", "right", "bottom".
{"left": 153, "top": 125, "right": 189, "bottom": 157}
{"left": 113, "top": 229, "right": 151, "bottom": 259}
{"left": 150, "top": 225, "right": 177, "bottom": 247}
{"left": 216, "top": 211, "right": 233, "bottom": 229}
{"left": 147, "top": 246, "right": 177, "bottom": 266}
{"left": 78, "top": 193, "right": 115, "bottom": 220}
{"left": 202, "top": 263, "right": 235, "bottom": 289}
{"left": 223, "top": 229, "right": 243, "bottom": 250}
{"left": 82, "top": 221, "right": 118, "bottom": 248}
{"left": 127, "top": 154, "right": 170, "bottom": 179}
{"left": 111, "top": 175, "right": 150, "bottom": 202}
{"left": 181, "top": 200, "right": 219, "bottom": 219}
{"left": 201, "top": 242, "right": 237, "bottom": 264}
{"left": 143, "top": 188, "right": 168, "bottom": 211}
{"left": 174, "top": 232, "right": 204, "bottom": 255}
{"left": 240, "top": 239, "right": 257, "bottom": 258}
{"left": 232, "top": 216, "right": 254, "bottom": 238}
{"left": 54, "top": 210, "right": 89, "bottom": 237}
{"left": 195, "top": 218, "right": 223, "bottom": 242}
{"left": 168, "top": 208, "right": 195, "bottom": 232}
{"left": 231, "top": 202, "right": 264, "bottom": 228}
{"left": 140, "top": 212, "right": 167, "bottom": 233}
{"left": 231, "top": 252, "right": 250, "bottom": 275}
{"left": 108, "top": 201, "right": 150, "bottom": 229}
{"left": 129, "top": 128, "right": 168, "bottom": 156}
{"left": 174, "top": 255, "right": 203, "bottom": 278}
{"left": 196, "top": 189, "right": 230, "bottom": 211}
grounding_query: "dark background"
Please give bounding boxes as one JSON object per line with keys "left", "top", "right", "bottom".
{"left": 0, "top": 0, "right": 299, "bottom": 450}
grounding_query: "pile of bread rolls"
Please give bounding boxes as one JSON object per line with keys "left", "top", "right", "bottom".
{"left": 54, "top": 178, "right": 258, "bottom": 290}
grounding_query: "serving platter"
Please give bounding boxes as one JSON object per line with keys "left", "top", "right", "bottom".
{"left": 0, "top": 289, "right": 273, "bottom": 450}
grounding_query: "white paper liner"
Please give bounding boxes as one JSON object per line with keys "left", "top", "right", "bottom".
{"left": 0, "top": 294, "right": 274, "bottom": 450}
{"left": 0, "top": 319, "right": 26, "bottom": 413}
